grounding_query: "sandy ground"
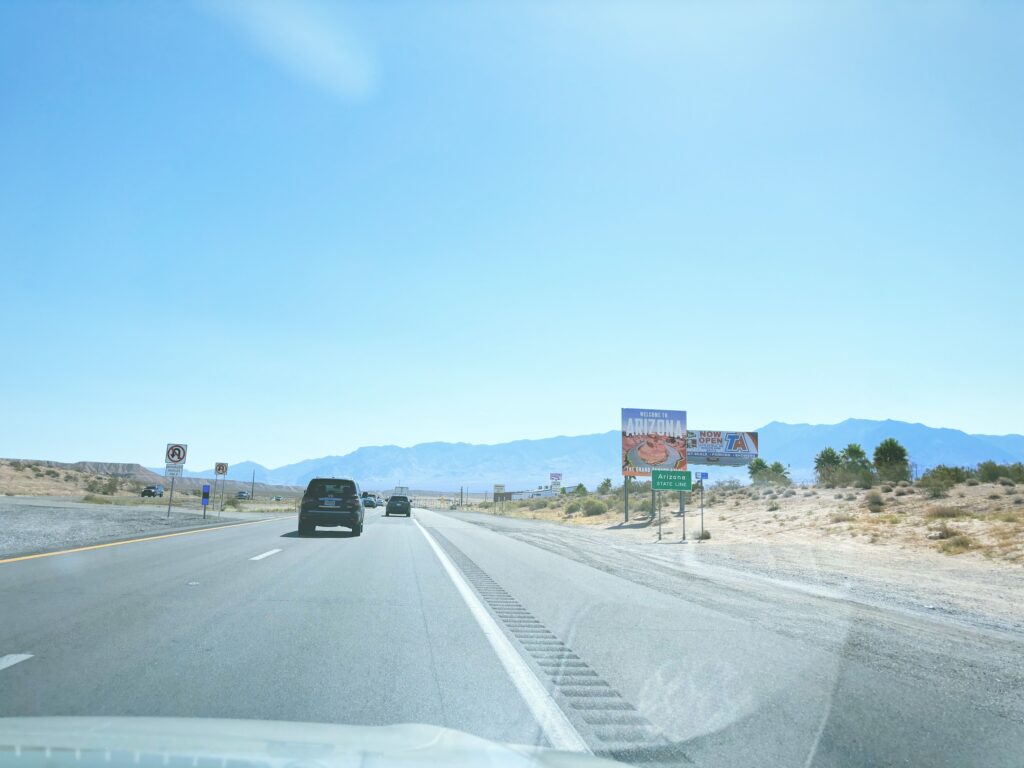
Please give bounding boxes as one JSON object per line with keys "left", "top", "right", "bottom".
{"left": 475, "top": 481, "right": 1024, "bottom": 632}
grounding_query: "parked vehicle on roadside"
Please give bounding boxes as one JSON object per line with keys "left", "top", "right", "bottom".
{"left": 140, "top": 485, "right": 164, "bottom": 498}
{"left": 236, "top": 490, "right": 250, "bottom": 500}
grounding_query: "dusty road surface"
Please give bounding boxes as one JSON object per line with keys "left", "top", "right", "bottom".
{"left": 2, "top": 507, "right": 1022, "bottom": 767}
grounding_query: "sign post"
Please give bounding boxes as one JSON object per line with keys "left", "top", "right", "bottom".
{"left": 693, "top": 472, "right": 708, "bottom": 541}
{"left": 215, "top": 462, "right": 228, "bottom": 514}
{"left": 652, "top": 470, "right": 692, "bottom": 542}
{"left": 164, "top": 443, "right": 187, "bottom": 518}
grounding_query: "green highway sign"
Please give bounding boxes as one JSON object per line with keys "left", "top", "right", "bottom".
{"left": 652, "top": 469, "right": 692, "bottom": 491}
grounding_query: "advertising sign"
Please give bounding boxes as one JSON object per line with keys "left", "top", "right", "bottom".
{"left": 652, "top": 470, "right": 692, "bottom": 491}
{"left": 621, "top": 408, "right": 687, "bottom": 476}
{"left": 549, "top": 473, "right": 562, "bottom": 493}
{"left": 685, "top": 431, "right": 759, "bottom": 467}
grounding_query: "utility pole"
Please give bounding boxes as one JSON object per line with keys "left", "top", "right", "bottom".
{"left": 250, "top": 469, "right": 255, "bottom": 501}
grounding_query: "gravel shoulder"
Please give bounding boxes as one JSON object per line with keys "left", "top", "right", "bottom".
{"left": 0, "top": 496, "right": 262, "bottom": 559}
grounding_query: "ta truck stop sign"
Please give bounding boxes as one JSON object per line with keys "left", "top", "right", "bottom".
{"left": 652, "top": 469, "right": 692, "bottom": 491}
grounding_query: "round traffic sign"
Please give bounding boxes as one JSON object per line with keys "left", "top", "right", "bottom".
{"left": 165, "top": 443, "right": 187, "bottom": 464}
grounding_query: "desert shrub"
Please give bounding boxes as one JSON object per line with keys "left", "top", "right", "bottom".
{"left": 565, "top": 500, "right": 581, "bottom": 516}
{"left": 478, "top": 501, "right": 493, "bottom": 509}
{"left": 528, "top": 498, "right": 548, "bottom": 510}
{"left": 783, "top": 489, "right": 796, "bottom": 497}
{"left": 9, "top": 460, "right": 23, "bottom": 471}
{"left": 930, "top": 522, "right": 953, "bottom": 539}
{"left": 582, "top": 499, "right": 608, "bottom": 517}
{"left": 926, "top": 506, "right": 964, "bottom": 519}
{"left": 939, "top": 534, "right": 975, "bottom": 554}
{"left": 998, "top": 477, "right": 1016, "bottom": 487}
{"left": 987, "top": 494, "right": 1001, "bottom": 500}
{"left": 1015, "top": 497, "right": 1024, "bottom": 506}
{"left": 844, "top": 493, "right": 856, "bottom": 501}
{"left": 44, "top": 469, "right": 59, "bottom": 478}
{"left": 966, "top": 478, "right": 980, "bottom": 486}
{"left": 853, "top": 475, "right": 874, "bottom": 490}
{"left": 1006, "top": 488, "right": 1019, "bottom": 496}
{"left": 767, "top": 501, "right": 780, "bottom": 511}
{"left": 834, "top": 493, "right": 843, "bottom": 499}
{"left": 82, "top": 494, "right": 116, "bottom": 504}
{"left": 880, "top": 485, "right": 893, "bottom": 493}
{"left": 897, "top": 480, "right": 911, "bottom": 488}
{"left": 865, "top": 491, "right": 884, "bottom": 513}
{"left": 830, "top": 512, "right": 854, "bottom": 523}
{"left": 997, "top": 511, "right": 1020, "bottom": 523}
{"left": 916, "top": 473, "right": 952, "bottom": 498}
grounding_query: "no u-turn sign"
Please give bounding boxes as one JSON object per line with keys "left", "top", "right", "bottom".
{"left": 165, "top": 444, "right": 187, "bottom": 464}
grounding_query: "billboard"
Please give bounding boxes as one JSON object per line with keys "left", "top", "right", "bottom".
{"left": 686, "top": 431, "right": 759, "bottom": 466}
{"left": 621, "top": 408, "right": 687, "bottom": 476}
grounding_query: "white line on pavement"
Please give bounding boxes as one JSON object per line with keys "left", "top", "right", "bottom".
{"left": 413, "top": 518, "right": 590, "bottom": 754}
{"left": 0, "top": 654, "right": 33, "bottom": 672}
{"left": 249, "top": 549, "right": 282, "bottom": 561}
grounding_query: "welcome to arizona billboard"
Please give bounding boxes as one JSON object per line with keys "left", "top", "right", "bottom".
{"left": 686, "top": 431, "right": 759, "bottom": 466}
{"left": 621, "top": 408, "right": 687, "bottom": 476}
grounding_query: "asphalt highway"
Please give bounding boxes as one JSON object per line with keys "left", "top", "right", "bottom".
{"left": 2, "top": 508, "right": 1022, "bottom": 767}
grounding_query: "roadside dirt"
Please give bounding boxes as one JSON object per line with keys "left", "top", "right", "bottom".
{"left": 472, "top": 481, "right": 1024, "bottom": 632}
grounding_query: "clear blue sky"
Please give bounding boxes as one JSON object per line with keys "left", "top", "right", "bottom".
{"left": 2, "top": 1, "right": 1021, "bottom": 470}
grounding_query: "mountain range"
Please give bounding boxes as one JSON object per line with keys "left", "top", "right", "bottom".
{"left": 166, "top": 418, "right": 1024, "bottom": 490}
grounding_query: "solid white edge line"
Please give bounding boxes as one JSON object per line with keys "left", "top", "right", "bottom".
{"left": 249, "top": 549, "right": 282, "bottom": 561}
{"left": 0, "top": 654, "right": 33, "bottom": 672}
{"left": 413, "top": 518, "right": 590, "bottom": 754}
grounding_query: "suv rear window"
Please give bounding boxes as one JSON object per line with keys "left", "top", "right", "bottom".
{"left": 305, "top": 479, "right": 357, "bottom": 498}
{"left": 390, "top": 495, "right": 408, "bottom": 502}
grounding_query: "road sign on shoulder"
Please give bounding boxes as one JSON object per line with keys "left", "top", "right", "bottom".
{"left": 164, "top": 464, "right": 183, "bottom": 478}
{"left": 696, "top": 472, "right": 709, "bottom": 480}
{"left": 215, "top": 462, "right": 228, "bottom": 476}
{"left": 652, "top": 469, "right": 692, "bottom": 491}
{"left": 202, "top": 484, "right": 210, "bottom": 506}
{"left": 165, "top": 444, "right": 187, "bottom": 465}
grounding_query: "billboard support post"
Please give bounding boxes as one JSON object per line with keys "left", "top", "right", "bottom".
{"left": 680, "top": 489, "right": 686, "bottom": 541}
{"left": 700, "top": 480, "right": 705, "bottom": 542}
{"left": 651, "top": 485, "right": 655, "bottom": 523}
{"left": 624, "top": 476, "right": 629, "bottom": 523}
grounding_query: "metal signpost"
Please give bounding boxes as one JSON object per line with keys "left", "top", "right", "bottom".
{"left": 652, "top": 470, "right": 692, "bottom": 542}
{"left": 201, "top": 484, "right": 210, "bottom": 519}
{"left": 695, "top": 472, "right": 709, "bottom": 541}
{"left": 164, "top": 443, "right": 187, "bottom": 518}
{"left": 215, "top": 462, "right": 228, "bottom": 514}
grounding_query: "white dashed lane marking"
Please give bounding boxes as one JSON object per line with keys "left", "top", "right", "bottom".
{"left": 249, "top": 549, "right": 282, "bottom": 561}
{"left": 0, "top": 654, "right": 33, "bottom": 672}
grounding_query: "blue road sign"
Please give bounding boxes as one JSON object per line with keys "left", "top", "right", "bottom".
{"left": 202, "top": 484, "right": 211, "bottom": 506}
{"left": 696, "top": 472, "right": 709, "bottom": 480}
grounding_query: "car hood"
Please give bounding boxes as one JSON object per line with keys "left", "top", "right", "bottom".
{"left": 0, "top": 717, "right": 625, "bottom": 768}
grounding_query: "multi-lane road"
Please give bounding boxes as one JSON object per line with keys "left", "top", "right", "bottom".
{"left": 2, "top": 507, "right": 1022, "bottom": 767}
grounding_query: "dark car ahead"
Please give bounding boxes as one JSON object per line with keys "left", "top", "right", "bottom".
{"left": 299, "top": 478, "right": 364, "bottom": 536}
{"left": 140, "top": 485, "right": 164, "bottom": 498}
{"left": 385, "top": 495, "right": 411, "bottom": 517}
{"left": 361, "top": 493, "right": 377, "bottom": 508}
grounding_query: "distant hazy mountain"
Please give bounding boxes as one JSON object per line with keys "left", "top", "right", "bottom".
{"left": 179, "top": 419, "right": 1023, "bottom": 490}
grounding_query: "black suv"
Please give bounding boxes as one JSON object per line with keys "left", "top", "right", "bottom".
{"left": 299, "top": 478, "right": 364, "bottom": 536}
{"left": 385, "top": 495, "right": 411, "bottom": 517}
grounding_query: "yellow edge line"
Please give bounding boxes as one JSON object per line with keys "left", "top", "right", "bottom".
{"left": 0, "top": 516, "right": 292, "bottom": 565}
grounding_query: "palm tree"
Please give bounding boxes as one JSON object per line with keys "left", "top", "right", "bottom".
{"left": 815, "top": 447, "right": 841, "bottom": 485}
{"left": 873, "top": 438, "right": 909, "bottom": 482}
